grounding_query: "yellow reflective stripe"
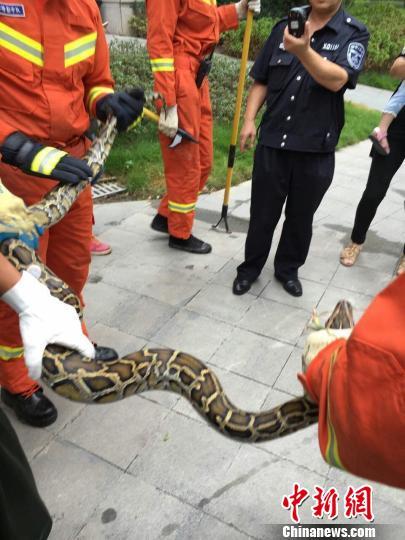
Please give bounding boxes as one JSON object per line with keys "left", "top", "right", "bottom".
{"left": 325, "top": 349, "right": 345, "bottom": 470}
{"left": 31, "top": 147, "right": 67, "bottom": 176}
{"left": 0, "top": 21, "right": 43, "bottom": 66}
{"left": 168, "top": 201, "right": 196, "bottom": 214}
{"left": 150, "top": 57, "right": 174, "bottom": 73}
{"left": 87, "top": 86, "right": 114, "bottom": 111}
{"left": 0, "top": 345, "right": 24, "bottom": 361}
{"left": 64, "top": 32, "right": 97, "bottom": 67}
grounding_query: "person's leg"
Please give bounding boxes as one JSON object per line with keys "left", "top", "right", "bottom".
{"left": 0, "top": 409, "right": 52, "bottom": 540}
{"left": 274, "top": 152, "right": 334, "bottom": 282}
{"left": 237, "top": 146, "right": 290, "bottom": 282}
{"left": 351, "top": 138, "right": 405, "bottom": 245}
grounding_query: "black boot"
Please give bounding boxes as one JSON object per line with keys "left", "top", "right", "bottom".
{"left": 169, "top": 234, "right": 212, "bottom": 254}
{"left": 1, "top": 387, "right": 57, "bottom": 428}
{"left": 94, "top": 346, "right": 119, "bottom": 362}
{"left": 151, "top": 213, "right": 168, "bottom": 234}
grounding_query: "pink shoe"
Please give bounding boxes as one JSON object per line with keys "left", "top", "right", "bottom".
{"left": 90, "top": 236, "right": 112, "bottom": 256}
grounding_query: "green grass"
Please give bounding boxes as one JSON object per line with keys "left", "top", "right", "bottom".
{"left": 105, "top": 103, "right": 381, "bottom": 198}
{"left": 358, "top": 71, "right": 400, "bottom": 91}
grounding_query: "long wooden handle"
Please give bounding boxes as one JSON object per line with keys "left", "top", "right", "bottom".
{"left": 223, "top": 9, "right": 254, "bottom": 206}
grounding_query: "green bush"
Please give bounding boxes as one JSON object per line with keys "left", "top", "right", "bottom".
{"left": 221, "top": 16, "right": 275, "bottom": 60}
{"left": 350, "top": 1, "right": 405, "bottom": 71}
{"left": 109, "top": 40, "right": 250, "bottom": 122}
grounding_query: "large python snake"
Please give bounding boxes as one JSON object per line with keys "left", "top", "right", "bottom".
{"left": 0, "top": 118, "right": 355, "bottom": 443}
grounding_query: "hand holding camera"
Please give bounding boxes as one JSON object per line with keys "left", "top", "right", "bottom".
{"left": 284, "top": 5, "right": 311, "bottom": 58}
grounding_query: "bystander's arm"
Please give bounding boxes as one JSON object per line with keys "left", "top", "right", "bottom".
{"left": 283, "top": 23, "right": 349, "bottom": 92}
{"left": 240, "top": 82, "right": 267, "bottom": 150}
{"left": 390, "top": 56, "right": 405, "bottom": 79}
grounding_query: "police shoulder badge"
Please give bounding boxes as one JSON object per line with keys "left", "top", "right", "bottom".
{"left": 347, "top": 42, "right": 365, "bottom": 70}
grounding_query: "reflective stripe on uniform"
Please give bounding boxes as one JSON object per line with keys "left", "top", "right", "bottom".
{"left": 201, "top": 0, "right": 217, "bottom": 5}
{"left": 168, "top": 200, "right": 196, "bottom": 214}
{"left": 64, "top": 32, "right": 97, "bottom": 67}
{"left": 150, "top": 58, "right": 174, "bottom": 73}
{"left": 0, "top": 345, "right": 24, "bottom": 361}
{"left": 87, "top": 86, "right": 114, "bottom": 111}
{"left": 324, "top": 348, "right": 345, "bottom": 470}
{"left": 0, "top": 21, "right": 43, "bottom": 66}
{"left": 30, "top": 147, "right": 67, "bottom": 176}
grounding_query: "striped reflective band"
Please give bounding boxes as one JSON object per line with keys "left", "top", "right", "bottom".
{"left": 150, "top": 58, "right": 174, "bottom": 73}
{"left": 201, "top": 0, "right": 217, "bottom": 5}
{"left": 31, "top": 147, "right": 68, "bottom": 176}
{"left": 168, "top": 200, "right": 196, "bottom": 214}
{"left": 0, "top": 21, "right": 43, "bottom": 66}
{"left": 0, "top": 345, "right": 24, "bottom": 361}
{"left": 325, "top": 348, "right": 345, "bottom": 470}
{"left": 87, "top": 86, "right": 114, "bottom": 111}
{"left": 64, "top": 32, "right": 97, "bottom": 67}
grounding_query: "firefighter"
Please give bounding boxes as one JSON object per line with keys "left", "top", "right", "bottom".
{"left": 300, "top": 275, "right": 405, "bottom": 489}
{"left": 0, "top": 0, "right": 145, "bottom": 427}
{"left": 146, "top": 0, "right": 261, "bottom": 254}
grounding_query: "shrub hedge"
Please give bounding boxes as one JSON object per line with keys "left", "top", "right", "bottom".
{"left": 109, "top": 40, "right": 250, "bottom": 122}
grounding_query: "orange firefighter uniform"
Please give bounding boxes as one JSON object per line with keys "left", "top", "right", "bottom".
{"left": 146, "top": 0, "right": 239, "bottom": 239}
{"left": 0, "top": 0, "right": 114, "bottom": 395}
{"left": 299, "top": 274, "right": 405, "bottom": 489}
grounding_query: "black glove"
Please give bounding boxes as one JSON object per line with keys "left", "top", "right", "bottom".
{"left": 96, "top": 88, "right": 145, "bottom": 132}
{"left": 0, "top": 132, "right": 93, "bottom": 184}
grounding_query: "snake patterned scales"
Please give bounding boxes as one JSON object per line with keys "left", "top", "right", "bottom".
{"left": 1, "top": 117, "right": 355, "bottom": 443}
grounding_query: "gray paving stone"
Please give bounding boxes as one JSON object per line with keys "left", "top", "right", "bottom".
{"left": 260, "top": 278, "right": 326, "bottom": 312}
{"left": 112, "top": 295, "right": 178, "bottom": 340}
{"left": 298, "top": 254, "right": 340, "bottom": 285}
{"left": 93, "top": 200, "right": 148, "bottom": 235}
{"left": 128, "top": 409, "right": 242, "bottom": 506}
{"left": 75, "top": 474, "right": 244, "bottom": 540}
{"left": 59, "top": 396, "right": 170, "bottom": 470}
{"left": 186, "top": 283, "right": 256, "bottom": 324}
{"left": 212, "top": 327, "right": 293, "bottom": 387}
{"left": 331, "top": 265, "right": 392, "bottom": 297}
{"left": 201, "top": 445, "right": 327, "bottom": 537}
{"left": 273, "top": 347, "right": 304, "bottom": 396}
{"left": 238, "top": 298, "right": 312, "bottom": 345}
{"left": 151, "top": 309, "right": 234, "bottom": 359}
{"left": 32, "top": 439, "right": 122, "bottom": 540}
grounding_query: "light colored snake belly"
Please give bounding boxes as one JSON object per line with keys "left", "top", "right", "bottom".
{"left": 0, "top": 117, "right": 355, "bottom": 443}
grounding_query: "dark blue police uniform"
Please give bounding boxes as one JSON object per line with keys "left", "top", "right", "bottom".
{"left": 237, "top": 7, "right": 369, "bottom": 289}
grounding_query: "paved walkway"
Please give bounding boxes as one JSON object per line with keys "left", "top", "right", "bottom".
{"left": 4, "top": 140, "right": 404, "bottom": 539}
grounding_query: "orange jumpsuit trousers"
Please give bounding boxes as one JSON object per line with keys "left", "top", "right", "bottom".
{"left": 0, "top": 139, "right": 92, "bottom": 396}
{"left": 146, "top": 0, "right": 239, "bottom": 239}
{"left": 299, "top": 274, "right": 405, "bottom": 489}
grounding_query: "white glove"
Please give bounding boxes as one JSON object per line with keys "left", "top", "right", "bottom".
{"left": 158, "top": 105, "right": 179, "bottom": 139}
{"left": 302, "top": 328, "right": 352, "bottom": 373}
{"left": 235, "top": 0, "right": 261, "bottom": 20}
{"left": 1, "top": 269, "right": 95, "bottom": 379}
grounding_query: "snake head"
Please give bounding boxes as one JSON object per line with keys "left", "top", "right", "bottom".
{"left": 325, "top": 300, "right": 355, "bottom": 330}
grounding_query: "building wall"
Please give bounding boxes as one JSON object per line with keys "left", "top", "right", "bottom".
{"left": 102, "top": 0, "right": 141, "bottom": 36}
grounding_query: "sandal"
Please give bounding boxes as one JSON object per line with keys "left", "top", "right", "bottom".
{"left": 395, "top": 254, "right": 405, "bottom": 276}
{"left": 369, "top": 127, "right": 390, "bottom": 156}
{"left": 339, "top": 242, "right": 363, "bottom": 267}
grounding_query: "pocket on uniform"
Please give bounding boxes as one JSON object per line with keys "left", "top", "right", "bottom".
{"left": 187, "top": 0, "right": 215, "bottom": 31}
{"left": 267, "top": 53, "right": 293, "bottom": 91}
{"left": 0, "top": 48, "right": 35, "bottom": 113}
{"left": 65, "top": 16, "right": 97, "bottom": 85}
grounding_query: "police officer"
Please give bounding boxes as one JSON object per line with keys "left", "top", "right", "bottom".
{"left": 233, "top": 0, "right": 369, "bottom": 297}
